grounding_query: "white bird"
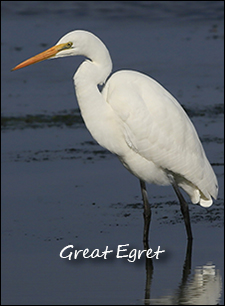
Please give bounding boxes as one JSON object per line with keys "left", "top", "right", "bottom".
{"left": 12, "top": 30, "right": 218, "bottom": 242}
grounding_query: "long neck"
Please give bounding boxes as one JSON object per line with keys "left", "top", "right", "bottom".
{"left": 73, "top": 43, "right": 113, "bottom": 148}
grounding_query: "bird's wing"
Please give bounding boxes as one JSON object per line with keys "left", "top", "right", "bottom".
{"left": 103, "top": 70, "right": 217, "bottom": 201}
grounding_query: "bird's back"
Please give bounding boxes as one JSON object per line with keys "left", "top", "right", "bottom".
{"left": 102, "top": 70, "right": 218, "bottom": 207}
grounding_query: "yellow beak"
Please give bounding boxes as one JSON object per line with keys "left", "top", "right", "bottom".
{"left": 12, "top": 42, "right": 72, "bottom": 71}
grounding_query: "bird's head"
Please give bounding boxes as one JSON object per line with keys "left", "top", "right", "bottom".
{"left": 11, "top": 30, "right": 101, "bottom": 71}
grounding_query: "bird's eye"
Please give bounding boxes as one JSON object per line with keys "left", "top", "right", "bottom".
{"left": 67, "top": 42, "right": 73, "bottom": 48}
{"left": 60, "top": 42, "right": 73, "bottom": 51}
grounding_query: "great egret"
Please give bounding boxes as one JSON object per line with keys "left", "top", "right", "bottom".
{"left": 12, "top": 30, "right": 218, "bottom": 242}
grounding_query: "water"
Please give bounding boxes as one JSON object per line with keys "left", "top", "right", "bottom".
{"left": 1, "top": 1, "right": 224, "bottom": 304}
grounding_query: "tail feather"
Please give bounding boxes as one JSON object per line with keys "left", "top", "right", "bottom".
{"left": 199, "top": 197, "right": 213, "bottom": 208}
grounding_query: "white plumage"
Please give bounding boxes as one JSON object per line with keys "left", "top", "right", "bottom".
{"left": 101, "top": 70, "right": 218, "bottom": 207}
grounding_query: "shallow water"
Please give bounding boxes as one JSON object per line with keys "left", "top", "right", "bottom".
{"left": 1, "top": 1, "right": 224, "bottom": 305}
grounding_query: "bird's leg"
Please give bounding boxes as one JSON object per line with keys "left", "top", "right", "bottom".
{"left": 170, "top": 177, "right": 193, "bottom": 241}
{"left": 140, "top": 180, "right": 151, "bottom": 246}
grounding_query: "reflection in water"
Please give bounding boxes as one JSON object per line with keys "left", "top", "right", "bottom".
{"left": 143, "top": 240, "right": 222, "bottom": 305}
{"left": 180, "top": 263, "right": 222, "bottom": 305}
